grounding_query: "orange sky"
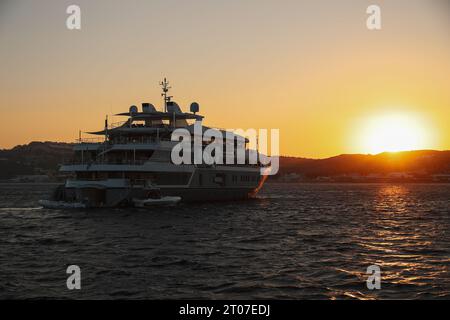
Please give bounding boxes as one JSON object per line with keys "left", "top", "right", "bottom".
{"left": 0, "top": 0, "right": 449, "bottom": 158}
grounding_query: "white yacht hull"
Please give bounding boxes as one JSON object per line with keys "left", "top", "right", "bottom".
{"left": 56, "top": 165, "right": 267, "bottom": 207}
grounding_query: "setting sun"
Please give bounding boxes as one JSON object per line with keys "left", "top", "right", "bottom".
{"left": 359, "top": 113, "right": 432, "bottom": 154}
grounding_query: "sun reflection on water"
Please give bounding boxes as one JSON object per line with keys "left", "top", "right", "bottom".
{"left": 330, "top": 184, "right": 450, "bottom": 299}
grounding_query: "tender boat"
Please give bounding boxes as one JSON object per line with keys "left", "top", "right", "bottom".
{"left": 132, "top": 196, "right": 181, "bottom": 207}
{"left": 39, "top": 200, "right": 87, "bottom": 209}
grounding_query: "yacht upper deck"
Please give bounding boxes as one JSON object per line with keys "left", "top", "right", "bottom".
{"left": 80, "top": 78, "right": 248, "bottom": 144}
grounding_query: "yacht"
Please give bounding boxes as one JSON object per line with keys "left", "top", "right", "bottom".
{"left": 52, "top": 79, "right": 269, "bottom": 207}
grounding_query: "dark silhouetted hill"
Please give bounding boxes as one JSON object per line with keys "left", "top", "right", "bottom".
{"left": 0, "top": 142, "right": 73, "bottom": 179}
{"left": 279, "top": 150, "right": 450, "bottom": 179}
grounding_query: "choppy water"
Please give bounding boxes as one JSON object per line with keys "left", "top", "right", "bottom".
{"left": 0, "top": 182, "right": 449, "bottom": 299}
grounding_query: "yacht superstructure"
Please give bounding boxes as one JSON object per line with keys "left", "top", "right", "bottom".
{"left": 56, "top": 79, "right": 268, "bottom": 207}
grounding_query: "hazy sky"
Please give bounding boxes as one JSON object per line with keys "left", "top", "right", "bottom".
{"left": 0, "top": 0, "right": 449, "bottom": 157}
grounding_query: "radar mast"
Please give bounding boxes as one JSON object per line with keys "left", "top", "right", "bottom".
{"left": 159, "top": 78, "right": 172, "bottom": 112}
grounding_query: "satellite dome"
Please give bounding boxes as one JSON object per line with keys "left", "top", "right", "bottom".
{"left": 190, "top": 102, "right": 199, "bottom": 114}
{"left": 129, "top": 105, "right": 138, "bottom": 114}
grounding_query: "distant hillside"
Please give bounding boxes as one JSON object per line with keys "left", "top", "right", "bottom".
{"left": 279, "top": 150, "right": 450, "bottom": 179}
{"left": 0, "top": 142, "right": 449, "bottom": 181}
{"left": 0, "top": 142, "right": 74, "bottom": 179}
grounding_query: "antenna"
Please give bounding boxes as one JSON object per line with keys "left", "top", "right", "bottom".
{"left": 159, "top": 77, "right": 173, "bottom": 112}
{"left": 104, "top": 115, "right": 109, "bottom": 142}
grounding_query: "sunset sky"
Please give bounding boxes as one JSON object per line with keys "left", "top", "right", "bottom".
{"left": 0, "top": 0, "right": 449, "bottom": 158}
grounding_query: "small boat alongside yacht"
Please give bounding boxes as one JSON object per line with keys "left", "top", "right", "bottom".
{"left": 38, "top": 200, "right": 87, "bottom": 209}
{"left": 132, "top": 196, "right": 181, "bottom": 207}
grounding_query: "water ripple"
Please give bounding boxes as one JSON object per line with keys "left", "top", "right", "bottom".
{"left": 0, "top": 182, "right": 449, "bottom": 299}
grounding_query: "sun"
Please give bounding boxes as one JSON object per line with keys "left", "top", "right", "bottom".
{"left": 359, "top": 113, "right": 430, "bottom": 154}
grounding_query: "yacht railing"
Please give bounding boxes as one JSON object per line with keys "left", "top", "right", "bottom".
{"left": 110, "top": 137, "right": 159, "bottom": 144}
{"left": 76, "top": 137, "right": 105, "bottom": 144}
{"left": 63, "top": 159, "right": 148, "bottom": 166}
